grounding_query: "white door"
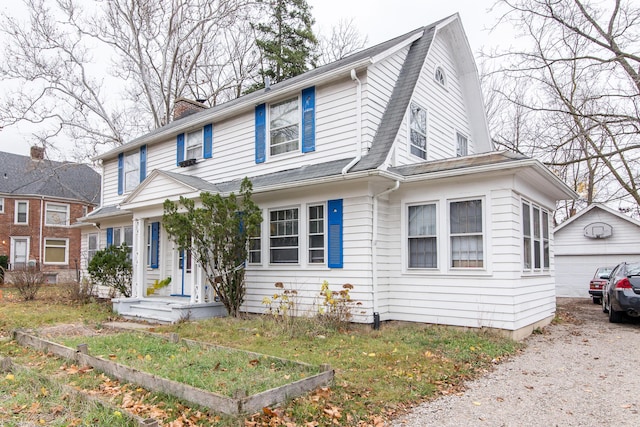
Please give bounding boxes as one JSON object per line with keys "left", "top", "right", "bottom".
{"left": 11, "top": 238, "right": 29, "bottom": 269}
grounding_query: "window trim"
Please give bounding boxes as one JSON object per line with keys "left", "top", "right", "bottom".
{"left": 449, "top": 198, "right": 485, "bottom": 269}
{"left": 408, "top": 102, "right": 427, "bottom": 160}
{"left": 45, "top": 202, "right": 70, "bottom": 227}
{"left": 522, "top": 199, "right": 550, "bottom": 273}
{"left": 14, "top": 200, "right": 29, "bottom": 225}
{"left": 407, "top": 202, "right": 438, "bottom": 269}
{"left": 0, "top": 197, "right": 4, "bottom": 213}
{"left": 43, "top": 238, "right": 69, "bottom": 265}
{"left": 269, "top": 206, "right": 300, "bottom": 265}
{"left": 308, "top": 203, "right": 325, "bottom": 264}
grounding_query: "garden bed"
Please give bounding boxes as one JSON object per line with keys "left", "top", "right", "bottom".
{"left": 13, "top": 328, "right": 333, "bottom": 415}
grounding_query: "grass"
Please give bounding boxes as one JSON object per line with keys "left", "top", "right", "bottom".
{"left": 0, "top": 284, "right": 523, "bottom": 426}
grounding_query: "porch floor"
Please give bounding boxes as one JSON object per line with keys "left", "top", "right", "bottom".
{"left": 112, "top": 295, "right": 227, "bottom": 324}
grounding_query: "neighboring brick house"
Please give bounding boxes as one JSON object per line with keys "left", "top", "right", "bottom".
{"left": 0, "top": 146, "right": 101, "bottom": 283}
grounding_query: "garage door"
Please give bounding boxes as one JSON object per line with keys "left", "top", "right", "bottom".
{"left": 555, "top": 254, "right": 630, "bottom": 297}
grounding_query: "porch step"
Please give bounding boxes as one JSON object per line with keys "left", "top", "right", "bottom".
{"left": 112, "top": 297, "right": 227, "bottom": 324}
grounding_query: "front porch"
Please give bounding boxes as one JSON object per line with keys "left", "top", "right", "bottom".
{"left": 112, "top": 295, "right": 227, "bottom": 324}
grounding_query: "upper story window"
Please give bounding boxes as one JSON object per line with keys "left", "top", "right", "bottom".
{"left": 408, "top": 203, "right": 437, "bottom": 269}
{"left": 270, "top": 97, "right": 299, "bottom": 156}
{"left": 435, "top": 66, "right": 446, "bottom": 86}
{"left": 0, "top": 197, "right": 4, "bottom": 213}
{"left": 187, "top": 129, "right": 203, "bottom": 160}
{"left": 409, "top": 103, "right": 427, "bottom": 159}
{"left": 456, "top": 132, "right": 468, "bottom": 157}
{"left": 15, "top": 200, "right": 28, "bottom": 224}
{"left": 522, "top": 201, "right": 550, "bottom": 272}
{"left": 45, "top": 202, "right": 69, "bottom": 226}
{"left": 176, "top": 124, "right": 212, "bottom": 166}
{"left": 270, "top": 207, "right": 299, "bottom": 264}
{"left": 255, "top": 86, "right": 315, "bottom": 163}
{"left": 450, "top": 199, "right": 484, "bottom": 268}
{"left": 118, "top": 145, "right": 147, "bottom": 195}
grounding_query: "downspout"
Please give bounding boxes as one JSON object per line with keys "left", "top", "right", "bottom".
{"left": 39, "top": 197, "right": 44, "bottom": 268}
{"left": 371, "top": 180, "right": 400, "bottom": 329}
{"left": 342, "top": 69, "right": 362, "bottom": 175}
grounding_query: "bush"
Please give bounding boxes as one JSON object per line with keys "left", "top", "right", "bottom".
{"left": 12, "top": 266, "right": 45, "bottom": 301}
{"left": 87, "top": 244, "right": 132, "bottom": 297}
{"left": 0, "top": 255, "right": 8, "bottom": 284}
{"left": 317, "top": 281, "right": 359, "bottom": 330}
{"left": 61, "top": 277, "right": 96, "bottom": 303}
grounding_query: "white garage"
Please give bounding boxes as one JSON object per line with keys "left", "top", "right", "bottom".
{"left": 554, "top": 204, "right": 640, "bottom": 298}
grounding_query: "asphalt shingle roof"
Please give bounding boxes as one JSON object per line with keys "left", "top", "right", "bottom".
{"left": 0, "top": 151, "right": 101, "bottom": 204}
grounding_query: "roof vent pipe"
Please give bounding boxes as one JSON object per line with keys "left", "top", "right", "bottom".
{"left": 342, "top": 69, "right": 362, "bottom": 175}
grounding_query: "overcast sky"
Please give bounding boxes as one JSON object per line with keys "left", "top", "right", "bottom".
{"left": 0, "top": 0, "right": 508, "bottom": 158}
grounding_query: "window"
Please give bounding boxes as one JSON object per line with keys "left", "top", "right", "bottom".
{"left": 147, "top": 222, "right": 160, "bottom": 268}
{"left": 435, "top": 67, "right": 446, "bottom": 86}
{"left": 44, "top": 238, "right": 68, "bottom": 264}
{"left": 87, "top": 233, "right": 98, "bottom": 264}
{"left": 186, "top": 129, "right": 203, "bottom": 160}
{"left": 409, "top": 103, "right": 427, "bottom": 159}
{"left": 109, "top": 226, "right": 133, "bottom": 247}
{"left": 15, "top": 201, "right": 28, "bottom": 224}
{"left": 45, "top": 203, "right": 69, "bottom": 226}
{"left": 456, "top": 132, "right": 468, "bottom": 157}
{"left": 10, "top": 237, "right": 29, "bottom": 268}
{"left": 0, "top": 197, "right": 4, "bottom": 213}
{"left": 249, "top": 227, "right": 261, "bottom": 264}
{"left": 270, "top": 208, "right": 299, "bottom": 263}
{"left": 118, "top": 145, "right": 146, "bottom": 195}
{"left": 270, "top": 97, "right": 299, "bottom": 155}
{"left": 450, "top": 199, "right": 483, "bottom": 268}
{"left": 408, "top": 204, "right": 437, "bottom": 268}
{"left": 308, "top": 204, "right": 325, "bottom": 263}
{"left": 522, "top": 201, "right": 550, "bottom": 271}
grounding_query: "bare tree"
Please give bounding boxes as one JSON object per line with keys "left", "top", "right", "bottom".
{"left": 0, "top": 0, "right": 251, "bottom": 160}
{"left": 316, "top": 18, "right": 368, "bottom": 66}
{"left": 484, "top": 0, "right": 640, "bottom": 216}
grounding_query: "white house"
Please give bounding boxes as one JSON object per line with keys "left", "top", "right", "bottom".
{"left": 554, "top": 203, "right": 640, "bottom": 298}
{"left": 79, "top": 14, "right": 576, "bottom": 339}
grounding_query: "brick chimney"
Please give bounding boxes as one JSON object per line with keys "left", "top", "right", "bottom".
{"left": 30, "top": 146, "right": 45, "bottom": 161}
{"left": 173, "top": 98, "right": 208, "bottom": 121}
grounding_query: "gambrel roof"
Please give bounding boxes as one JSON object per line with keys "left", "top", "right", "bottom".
{"left": 0, "top": 150, "right": 100, "bottom": 204}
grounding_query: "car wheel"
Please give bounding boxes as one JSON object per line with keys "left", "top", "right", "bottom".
{"left": 609, "top": 306, "right": 624, "bottom": 323}
{"left": 593, "top": 297, "right": 601, "bottom": 305}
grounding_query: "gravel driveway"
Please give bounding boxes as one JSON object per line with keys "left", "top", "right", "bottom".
{"left": 391, "top": 297, "right": 640, "bottom": 426}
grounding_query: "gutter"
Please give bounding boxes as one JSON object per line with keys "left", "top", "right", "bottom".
{"left": 342, "top": 69, "right": 363, "bottom": 175}
{"left": 371, "top": 179, "right": 400, "bottom": 329}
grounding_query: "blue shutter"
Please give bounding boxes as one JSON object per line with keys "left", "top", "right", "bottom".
{"left": 117, "top": 153, "right": 124, "bottom": 195}
{"left": 139, "top": 145, "right": 147, "bottom": 182}
{"left": 255, "top": 103, "right": 266, "bottom": 164}
{"left": 327, "top": 199, "right": 343, "bottom": 268}
{"left": 301, "top": 86, "right": 315, "bottom": 153}
{"left": 150, "top": 222, "right": 160, "bottom": 269}
{"left": 203, "top": 124, "right": 213, "bottom": 159}
{"left": 176, "top": 133, "right": 185, "bottom": 165}
{"left": 106, "top": 228, "right": 113, "bottom": 247}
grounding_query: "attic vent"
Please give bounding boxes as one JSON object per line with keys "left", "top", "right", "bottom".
{"left": 583, "top": 222, "right": 613, "bottom": 239}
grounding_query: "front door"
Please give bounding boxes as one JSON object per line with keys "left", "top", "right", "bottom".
{"left": 172, "top": 249, "right": 192, "bottom": 297}
{"left": 11, "top": 238, "right": 29, "bottom": 269}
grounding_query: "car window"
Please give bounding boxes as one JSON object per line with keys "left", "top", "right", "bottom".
{"left": 626, "top": 264, "right": 640, "bottom": 276}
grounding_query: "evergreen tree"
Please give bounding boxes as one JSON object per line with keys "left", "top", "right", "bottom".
{"left": 253, "top": 0, "right": 318, "bottom": 89}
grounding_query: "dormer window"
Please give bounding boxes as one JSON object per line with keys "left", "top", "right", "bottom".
{"left": 270, "top": 97, "right": 299, "bottom": 155}
{"left": 435, "top": 67, "right": 446, "bottom": 86}
{"left": 409, "top": 102, "right": 427, "bottom": 160}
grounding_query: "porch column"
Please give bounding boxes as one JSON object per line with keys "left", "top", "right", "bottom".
{"left": 191, "top": 260, "right": 203, "bottom": 303}
{"left": 131, "top": 218, "right": 146, "bottom": 298}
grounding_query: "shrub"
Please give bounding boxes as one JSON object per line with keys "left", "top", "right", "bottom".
{"left": 12, "top": 265, "right": 45, "bottom": 301}
{"left": 317, "top": 281, "right": 359, "bottom": 330}
{"left": 62, "top": 277, "right": 96, "bottom": 303}
{"left": 0, "top": 255, "right": 8, "bottom": 284}
{"left": 87, "top": 244, "right": 132, "bottom": 297}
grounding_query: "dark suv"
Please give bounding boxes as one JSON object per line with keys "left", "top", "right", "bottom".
{"left": 602, "top": 262, "right": 640, "bottom": 323}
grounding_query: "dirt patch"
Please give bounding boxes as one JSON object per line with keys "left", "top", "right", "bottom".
{"left": 35, "top": 323, "right": 111, "bottom": 338}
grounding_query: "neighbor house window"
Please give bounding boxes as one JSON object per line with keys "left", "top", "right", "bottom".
{"left": 249, "top": 226, "right": 261, "bottom": 264}
{"left": 435, "top": 67, "right": 446, "bottom": 86}
{"left": 45, "top": 203, "right": 69, "bottom": 226}
{"left": 308, "top": 204, "right": 325, "bottom": 264}
{"left": 10, "top": 237, "right": 29, "bottom": 268}
{"left": 87, "top": 233, "right": 98, "bottom": 264}
{"left": 186, "top": 129, "right": 203, "bottom": 160}
{"left": 450, "top": 199, "right": 483, "bottom": 268}
{"left": 270, "top": 97, "right": 299, "bottom": 156}
{"left": 522, "top": 201, "right": 550, "bottom": 271}
{"left": 15, "top": 201, "right": 28, "bottom": 224}
{"left": 270, "top": 208, "right": 299, "bottom": 263}
{"left": 0, "top": 197, "right": 4, "bottom": 213}
{"left": 456, "top": 132, "right": 468, "bottom": 157}
{"left": 409, "top": 103, "right": 427, "bottom": 159}
{"left": 44, "top": 238, "right": 68, "bottom": 264}
{"left": 408, "top": 204, "right": 437, "bottom": 268}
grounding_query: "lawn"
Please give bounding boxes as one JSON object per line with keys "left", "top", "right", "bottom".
{"left": 0, "top": 284, "right": 522, "bottom": 426}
